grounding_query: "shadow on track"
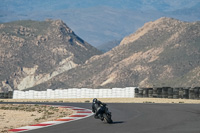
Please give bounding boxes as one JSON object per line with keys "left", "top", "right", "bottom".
{"left": 111, "top": 121, "right": 125, "bottom": 124}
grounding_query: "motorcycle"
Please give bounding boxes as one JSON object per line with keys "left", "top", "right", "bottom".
{"left": 96, "top": 104, "right": 113, "bottom": 124}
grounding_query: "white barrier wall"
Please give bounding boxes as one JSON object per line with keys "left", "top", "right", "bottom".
{"left": 13, "top": 87, "right": 136, "bottom": 99}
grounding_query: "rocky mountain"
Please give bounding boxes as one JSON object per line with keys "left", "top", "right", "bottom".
{"left": 0, "top": 20, "right": 102, "bottom": 92}
{"left": 29, "top": 17, "right": 200, "bottom": 90}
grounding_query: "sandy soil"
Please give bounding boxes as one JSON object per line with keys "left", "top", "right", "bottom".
{"left": 1, "top": 98, "right": 200, "bottom": 104}
{"left": 0, "top": 109, "right": 43, "bottom": 133}
{"left": 0, "top": 104, "right": 74, "bottom": 133}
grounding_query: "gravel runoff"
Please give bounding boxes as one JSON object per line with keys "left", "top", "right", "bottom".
{"left": 0, "top": 104, "right": 74, "bottom": 133}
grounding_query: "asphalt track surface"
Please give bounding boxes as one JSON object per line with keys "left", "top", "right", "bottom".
{"left": 2, "top": 102, "right": 200, "bottom": 133}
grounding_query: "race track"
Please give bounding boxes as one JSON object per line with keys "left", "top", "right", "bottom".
{"left": 4, "top": 102, "right": 200, "bottom": 133}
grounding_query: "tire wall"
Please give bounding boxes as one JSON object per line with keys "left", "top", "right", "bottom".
{"left": 135, "top": 87, "right": 200, "bottom": 99}
{"left": 3, "top": 87, "right": 200, "bottom": 100}
{"left": 0, "top": 91, "right": 13, "bottom": 99}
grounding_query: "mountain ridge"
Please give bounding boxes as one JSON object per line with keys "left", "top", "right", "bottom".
{"left": 0, "top": 19, "right": 101, "bottom": 92}
{"left": 27, "top": 17, "right": 200, "bottom": 90}
{"left": 1, "top": 0, "right": 200, "bottom": 46}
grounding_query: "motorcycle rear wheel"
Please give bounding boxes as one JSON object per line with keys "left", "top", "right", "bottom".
{"left": 103, "top": 113, "right": 113, "bottom": 123}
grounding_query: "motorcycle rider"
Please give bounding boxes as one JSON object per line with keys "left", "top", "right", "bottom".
{"left": 92, "top": 98, "right": 106, "bottom": 120}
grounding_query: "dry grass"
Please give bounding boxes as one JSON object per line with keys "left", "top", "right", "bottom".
{"left": 0, "top": 104, "right": 74, "bottom": 133}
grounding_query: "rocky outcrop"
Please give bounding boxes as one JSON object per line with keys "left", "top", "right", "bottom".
{"left": 0, "top": 20, "right": 102, "bottom": 92}
{"left": 15, "top": 60, "right": 77, "bottom": 90}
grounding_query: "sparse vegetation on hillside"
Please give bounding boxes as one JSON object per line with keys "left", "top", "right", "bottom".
{"left": 0, "top": 19, "right": 102, "bottom": 92}
{"left": 1, "top": 17, "right": 200, "bottom": 91}
{"left": 29, "top": 17, "right": 200, "bottom": 90}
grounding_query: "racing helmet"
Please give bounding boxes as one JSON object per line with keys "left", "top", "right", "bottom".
{"left": 93, "top": 98, "right": 97, "bottom": 103}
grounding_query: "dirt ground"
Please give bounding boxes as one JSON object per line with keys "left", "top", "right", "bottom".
{"left": 0, "top": 104, "right": 74, "bottom": 133}
{"left": 1, "top": 98, "right": 200, "bottom": 104}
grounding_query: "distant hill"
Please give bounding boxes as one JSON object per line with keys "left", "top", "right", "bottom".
{"left": 0, "top": 20, "right": 102, "bottom": 92}
{"left": 1, "top": 0, "right": 200, "bottom": 46}
{"left": 29, "top": 17, "right": 200, "bottom": 90}
{"left": 97, "top": 39, "right": 121, "bottom": 53}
